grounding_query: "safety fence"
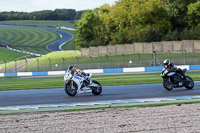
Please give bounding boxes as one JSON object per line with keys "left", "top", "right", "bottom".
{"left": 0, "top": 65, "right": 200, "bottom": 77}
{"left": 0, "top": 52, "right": 200, "bottom": 73}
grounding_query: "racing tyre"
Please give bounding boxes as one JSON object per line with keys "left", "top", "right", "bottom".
{"left": 163, "top": 78, "right": 173, "bottom": 91}
{"left": 65, "top": 81, "right": 78, "bottom": 97}
{"left": 184, "top": 76, "right": 194, "bottom": 90}
{"left": 91, "top": 80, "right": 102, "bottom": 95}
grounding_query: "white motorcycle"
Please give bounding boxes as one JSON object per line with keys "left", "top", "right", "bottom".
{"left": 64, "top": 71, "right": 102, "bottom": 96}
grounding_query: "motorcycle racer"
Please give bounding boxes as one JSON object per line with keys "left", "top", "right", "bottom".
{"left": 163, "top": 59, "right": 185, "bottom": 79}
{"left": 161, "top": 59, "right": 194, "bottom": 90}
{"left": 68, "top": 66, "right": 91, "bottom": 85}
{"left": 64, "top": 66, "right": 102, "bottom": 96}
{"left": 163, "top": 59, "right": 176, "bottom": 71}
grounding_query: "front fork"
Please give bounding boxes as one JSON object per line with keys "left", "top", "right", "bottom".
{"left": 70, "top": 80, "right": 81, "bottom": 92}
{"left": 167, "top": 77, "right": 171, "bottom": 82}
{"left": 71, "top": 80, "right": 74, "bottom": 89}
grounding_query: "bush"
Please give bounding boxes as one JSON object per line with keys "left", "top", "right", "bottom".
{"left": 132, "top": 26, "right": 163, "bottom": 42}
{"left": 162, "top": 30, "right": 180, "bottom": 41}
{"left": 89, "top": 38, "right": 106, "bottom": 47}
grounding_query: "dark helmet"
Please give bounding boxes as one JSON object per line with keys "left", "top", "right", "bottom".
{"left": 163, "top": 59, "right": 170, "bottom": 66}
{"left": 68, "top": 65, "right": 75, "bottom": 72}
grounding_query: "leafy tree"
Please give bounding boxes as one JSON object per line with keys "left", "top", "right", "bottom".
{"left": 187, "top": 1, "right": 200, "bottom": 27}
{"left": 163, "top": 0, "right": 198, "bottom": 30}
{"left": 75, "top": 7, "right": 109, "bottom": 49}
{"left": 0, "top": 9, "right": 84, "bottom": 21}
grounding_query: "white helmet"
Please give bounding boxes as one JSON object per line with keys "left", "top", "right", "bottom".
{"left": 163, "top": 59, "right": 170, "bottom": 66}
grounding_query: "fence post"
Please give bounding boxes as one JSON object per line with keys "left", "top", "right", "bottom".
{"left": 62, "top": 57, "right": 65, "bottom": 70}
{"left": 90, "top": 56, "right": 93, "bottom": 69}
{"left": 184, "top": 50, "right": 186, "bottom": 65}
{"left": 153, "top": 51, "right": 156, "bottom": 67}
{"left": 4, "top": 60, "right": 6, "bottom": 73}
{"left": 48, "top": 58, "right": 52, "bottom": 71}
{"left": 14, "top": 59, "right": 17, "bottom": 72}
{"left": 122, "top": 54, "right": 125, "bottom": 67}
{"left": 168, "top": 50, "right": 171, "bottom": 61}
{"left": 25, "top": 58, "right": 28, "bottom": 72}
{"left": 137, "top": 53, "right": 141, "bottom": 67}
{"left": 194, "top": 58, "right": 199, "bottom": 65}
{"left": 76, "top": 56, "right": 79, "bottom": 68}
{"left": 37, "top": 58, "right": 39, "bottom": 72}
{"left": 106, "top": 55, "right": 109, "bottom": 68}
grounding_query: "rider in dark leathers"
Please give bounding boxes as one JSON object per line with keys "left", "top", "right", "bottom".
{"left": 163, "top": 59, "right": 185, "bottom": 80}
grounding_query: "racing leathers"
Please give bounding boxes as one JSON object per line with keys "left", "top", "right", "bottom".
{"left": 164, "top": 63, "right": 185, "bottom": 79}
{"left": 73, "top": 69, "right": 91, "bottom": 85}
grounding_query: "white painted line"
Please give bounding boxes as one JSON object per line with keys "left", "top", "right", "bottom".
{"left": 48, "top": 71, "right": 65, "bottom": 75}
{"left": 0, "top": 73, "right": 4, "bottom": 77}
{"left": 83, "top": 69, "right": 104, "bottom": 74}
{"left": 58, "top": 33, "right": 74, "bottom": 51}
{"left": 123, "top": 67, "right": 145, "bottom": 73}
{"left": 177, "top": 65, "right": 189, "bottom": 70}
{"left": 17, "top": 72, "right": 32, "bottom": 76}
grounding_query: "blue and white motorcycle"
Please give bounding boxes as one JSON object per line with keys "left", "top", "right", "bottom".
{"left": 64, "top": 71, "right": 102, "bottom": 96}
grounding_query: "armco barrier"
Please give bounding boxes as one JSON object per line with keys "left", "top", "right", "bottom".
{"left": 189, "top": 65, "right": 200, "bottom": 70}
{"left": 103, "top": 68, "right": 123, "bottom": 73}
{"left": 145, "top": 67, "right": 163, "bottom": 71}
{"left": 0, "top": 65, "right": 198, "bottom": 77}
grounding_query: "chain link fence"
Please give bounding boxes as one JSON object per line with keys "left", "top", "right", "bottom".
{"left": 0, "top": 52, "right": 200, "bottom": 73}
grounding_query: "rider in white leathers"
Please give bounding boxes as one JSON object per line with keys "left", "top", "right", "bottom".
{"left": 68, "top": 66, "right": 91, "bottom": 85}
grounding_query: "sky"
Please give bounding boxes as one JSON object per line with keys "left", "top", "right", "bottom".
{"left": 0, "top": 0, "right": 117, "bottom": 12}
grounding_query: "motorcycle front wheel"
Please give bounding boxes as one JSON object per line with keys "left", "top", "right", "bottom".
{"left": 163, "top": 78, "right": 173, "bottom": 91}
{"left": 91, "top": 80, "right": 102, "bottom": 95}
{"left": 65, "top": 81, "right": 78, "bottom": 97}
{"left": 184, "top": 76, "right": 194, "bottom": 90}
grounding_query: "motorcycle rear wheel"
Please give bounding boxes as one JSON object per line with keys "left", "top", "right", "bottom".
{"left": 91, "top": 80, "right": 102, "bottom": 95}
{"left": 65, "top": 82, "right": 78, "bottom": 97}
{"left": 184, "top": 76, "right": 194, "bottom": 90}
{"left": 163, "top": 78, "right": 173, "bottom": 91}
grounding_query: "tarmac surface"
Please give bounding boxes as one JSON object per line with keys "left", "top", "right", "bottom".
{"left": 0, "top": 25, "right": 74, "bottom": 51}
{"left": 1, "top": 82, "right": 200, "bottom": 106}
{"left": 44, "top": 28, "right": 74, "bottom": 51}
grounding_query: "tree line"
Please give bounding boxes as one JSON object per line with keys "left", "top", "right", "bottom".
{"left": 74, "top": 0, "right": 200, "bottom": 50}
{"left": 0, "top": 9, "right": 84, "bottom": 21}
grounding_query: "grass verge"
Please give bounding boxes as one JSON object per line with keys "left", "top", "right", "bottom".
{"left": 0, "top": 72, "right": 199, "bottom": 91}
{"left": 1, "top": 20, "right": 75, "bottom": 28}
{"left": 1, "top": 99, "right": 200, "bottom": 115}
{"left": 0, "top": 26, "right": 60, "bottom": 54}
{"left": 0, "top": 48, "right": 28, "bottom": 64}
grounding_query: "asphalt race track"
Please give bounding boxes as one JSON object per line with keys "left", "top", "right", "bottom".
{"left": 1, "top": 25, "right": 74, "bottom": 51}
{"left": 44, "top": 28, "right": 74, "bottom": 51}
{"left": 0, "top": 82, "right": 200, "bottom": 106}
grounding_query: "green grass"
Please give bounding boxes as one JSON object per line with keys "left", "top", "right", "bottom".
{"left": 15, "top": 51, "right": 200, "bottom": 72}
{"left": 0, "top": 48, "right": 28, "bottom": 64}
{"left": 0, "top": 72, "right": 199, "bottom": 91}
{"left": 1, "top": 99, "right": 200, "bottom": 114}
{"left": 59, "top": 29, "right": 76, "bottom": 50}
{"left": 19, "top": 51, "right": 80, "bottom": 71}
{"left": 0, "top": 26, "right": 60, "bottom": 54}
{"left": 0, "top": 50, "right": 79, "bottom": 73}
{"left": 1, "top": 20, "right": 75, "bottom": 28}
{"left": 1, "top": 49, "right": 200, "bottom": 73}
{"left": 0, "top": 25, "right": 76, "bottom": 63}
{"left": 1, "top": 20, "right": 76, "bottom": 52}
